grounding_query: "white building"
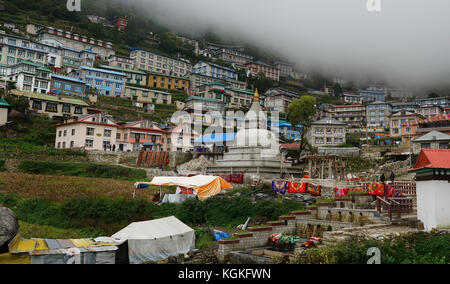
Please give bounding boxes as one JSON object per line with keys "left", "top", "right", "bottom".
{"left": 0, "top": 98, "right": 9, "bottom": 126}
{"left": 130, "top": 48, "right": 193, "bottom": 77}
{"left": 6, "top": 60, "right": 51, "bottom": 93}
{"left": 410, "top": 149, "right": 450, "bottom": 231}
{"left": 35, "top": 26, "right": 114, "bottom": 59}
{"left": 193, "top": 61, "right": 238, "bottom": 81}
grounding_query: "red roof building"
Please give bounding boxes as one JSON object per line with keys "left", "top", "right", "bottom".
{"left": 410, "top": 149, "right": 450, "bottom": 181}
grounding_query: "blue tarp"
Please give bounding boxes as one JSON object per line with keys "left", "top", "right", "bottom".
{"left": 215, "top": 232, "right": 231, "bottom": 241}
{"left": 195, "top": 133, "right": 237, "bottom": 144}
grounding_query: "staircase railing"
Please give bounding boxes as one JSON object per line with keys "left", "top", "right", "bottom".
{"left": 376, "top": 196, "right": 414, "bottom": 221}
{"left": 376, "top": 197, "right": 393, "bottom": 220}
{"left": 389, "top": 182, "right": 416, "bottom": 196}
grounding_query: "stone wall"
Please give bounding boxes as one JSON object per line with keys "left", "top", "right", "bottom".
{"left": 87, "top": 150, "right": 138, "bottom": 165}
{"left": 217, "top": 217, "right": 297, "bottom": 263}
{"left": 216, "top": 198, "right": 391, "bottom": 263}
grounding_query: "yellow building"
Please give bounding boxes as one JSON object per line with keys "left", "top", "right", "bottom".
{"left": 147, "top": 72, "right": 190, "bottom": 91}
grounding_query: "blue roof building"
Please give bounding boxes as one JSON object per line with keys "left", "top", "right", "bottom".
{"left": 71, "top": 66, "right": 126, "bottom": 97}
{"left": 359, "top": 89, "right": 386, "bottom": 102}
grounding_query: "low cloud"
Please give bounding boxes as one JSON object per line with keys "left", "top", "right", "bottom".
{"left": 123, "top": 0, "right": 450, "bottom": 90}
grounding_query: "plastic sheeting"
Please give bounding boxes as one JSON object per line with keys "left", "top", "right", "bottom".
{"left": 135, "top": 175, "right": 233, "bottom": 201}
{"left": 111, "top": 216, "right": 195, "bottom": 264}
{"left": 161, "top": 194, "right": 196, "bottom": 204}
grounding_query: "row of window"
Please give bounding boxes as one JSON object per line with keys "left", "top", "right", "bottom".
{"left": 85, "top": 79, "right": 123, "bottom": 89}
{"left": 314, "top": 128, "right": 344, "bottom": 135}
{"left": 134, "top": 51, "right": 188, "bottom": 68}
{"left": 85, "top": 71, "right": 123, "bottom": 81}
{"left": 6, "top": 48, "right": 45, "bottom": 61}
{"left": 53, "top": 82, "right": 83, "bottom": 93}
{"left": 315, "top": 138, "right": 344, "bottom": 145}
{"left": 32, "top": 100, "right": 83, "bottom": 113}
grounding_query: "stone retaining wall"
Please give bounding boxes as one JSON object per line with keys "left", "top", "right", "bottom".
{"left": 217, "top": 200, "right": 391, "bottom": 262}
{"left": 217, "top": 218, "right": 296, "bottom": 263}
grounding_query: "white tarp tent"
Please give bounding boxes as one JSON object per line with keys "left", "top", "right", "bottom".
{"left": 111, "top": 216, "right": 195, "bottom": 264}
{"left": 134, "top": 175, "right": 233, "bottom": 201}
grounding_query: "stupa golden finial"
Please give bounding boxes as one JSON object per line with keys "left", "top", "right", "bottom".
{"left": 253, "top": 88, "right": 259, "bottom": 101}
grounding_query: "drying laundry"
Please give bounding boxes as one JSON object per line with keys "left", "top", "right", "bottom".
{"left": 307, "top": 184, "right": 322, "bottom": 196}
{"left": 272, "top": 180, "right": 288, "bottom": 194}
{"left": 288, "top": 181, "right": 308, "bottom": 193}
{"left": 367, "top": 182, "right": 385, "bottom": 196}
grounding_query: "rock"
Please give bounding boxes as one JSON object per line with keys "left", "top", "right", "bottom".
{"left": 178, "top": 156, "right": 213, "bottom": 173}
{"left": 0, "top": 207, "right": 19, "bottom": 248}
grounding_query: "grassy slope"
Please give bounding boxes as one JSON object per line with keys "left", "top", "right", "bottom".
{"left": 0, "top": 172, "right": 164, "bottom": 202}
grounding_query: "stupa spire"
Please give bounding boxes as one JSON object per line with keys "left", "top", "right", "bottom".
{"left": 253, "top": 89, "right": 259, "bottom": 101}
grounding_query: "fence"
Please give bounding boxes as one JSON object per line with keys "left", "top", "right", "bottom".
{"left": 389, "top": 182, "right": 416, "bottom": 196}
{"left": 137, "top": 151, "right": 169, "bottom": 168}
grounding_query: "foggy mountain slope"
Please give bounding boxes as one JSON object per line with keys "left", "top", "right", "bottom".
{"left": 119, "top": 0, "right": 450, "bottom": 90}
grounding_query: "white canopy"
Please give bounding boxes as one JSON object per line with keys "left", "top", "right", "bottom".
{"left": 134, "top": 175, "right": 233, "bottom": 201}
{"left": 111, "top": 216, "right": 195, "bottom": 264}
{"left": 139, "top": 175, "right": 217, "bottom": 188}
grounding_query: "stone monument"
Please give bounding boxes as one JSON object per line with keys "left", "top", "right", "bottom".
{"left": 207, "top": 90, "right": 301, "bottom": 179}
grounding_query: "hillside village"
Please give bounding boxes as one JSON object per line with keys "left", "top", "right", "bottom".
{"left": 0, "top": 0, "right": 449, "bottom": 265}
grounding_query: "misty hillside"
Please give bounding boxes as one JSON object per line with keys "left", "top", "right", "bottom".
{"left": 0, "top": 0, "right": 278, "bottom": 65}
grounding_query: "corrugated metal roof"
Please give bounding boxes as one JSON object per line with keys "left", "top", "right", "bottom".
{"left": 413, "top": 130, "right": 450, "bottom": 142}
{"left": 11, "top": 90, "right": 89, "bottom": 106}
{"left": 410, "top": 149, "right": 450, "bottom": 171}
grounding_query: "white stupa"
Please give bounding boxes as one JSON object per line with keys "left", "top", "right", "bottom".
{"left": 207, "top": 89, "right": 301, "bottom": 178}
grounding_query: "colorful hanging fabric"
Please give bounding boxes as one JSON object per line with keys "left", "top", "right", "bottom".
{"left": 180, "top": 187, "right": 194, "bottom": 195}
{"left": 216, "top": 174, "right": 244, "bottom": 184}
{"left": 288, "top": 181, "right": 307, "bottom": 193}
{"left": 334, "top": 188, "right": 349, "bottom": 198}
{"left": 307, "top": 183, "right": 321, "bottom": 196}
{"left": 229, "top": 174, "right": 244, "bottom": 184}
{"left": 385, "top": 184, "right": 404, "bottom": 198}
{"left": 367, "top": 182, "right": 385, "bottom": 196}
{"left": 272, "top": 180, "right": 288, "bottom": 194}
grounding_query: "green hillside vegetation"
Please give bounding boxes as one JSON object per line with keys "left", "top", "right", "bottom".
{"left": 18, "top": 160, "right": 147, "bottom": 181}
{"left": 0, "top": 193, "right": 303, "bottom": 236}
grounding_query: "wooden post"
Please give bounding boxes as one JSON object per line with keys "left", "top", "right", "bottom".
{"left": 328, "top": 159, "right": 332, "bottom": 179}
{"left": 321, "top": 160, "right": 324, "bottom": 180}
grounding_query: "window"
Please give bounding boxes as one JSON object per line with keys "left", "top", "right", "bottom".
{"left": 70, "top": 141, "right": 74, "bottom": 148}
{"left": 85, "top": 139, "right": 94, "bottom": 148}
{"left": 421, "top": 143, "right": 431, "bottom": 149}
{"left": 104, "top": 129, "right": 112, "bottom": 138}
{"left": 57, "top": 142, "right": 61, "bottom": 149}
{"left": 439, "top": 142, "right": 448, "bottom": 149}
{"left": 116, "top": 133, "right": 121, "bottom": 139}
{"left": 74, "top": 106, "right": 82, "bottom": 114}
{"left": 62, "top": 142, "right": 66, "bottom": 149}
{"left": 45, "top": 102, "right": 58, "bottom": 112}
{"left": 86, "top": 127, "right": 95, "bottom": 136}
{"left": 72, "top": 129, "right": 75, "bottom": 136}
{"left": 58, "top": 131, "right": 62, "bottom": 137}
{"left": 63, "top": 130, "right": 67, "bottom": 137}
{"left": 64, "top": 84, "right": 72, "bottom": 91}
{"left": 62, "top": 104, "right": 71, "bottom": 113}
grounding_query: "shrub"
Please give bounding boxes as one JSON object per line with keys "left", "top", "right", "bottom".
{"left": 290, "top": 233, "right": 450, "bottom": 264}
{"left": 18, "top": 161, "right": 146, "bottom": 180}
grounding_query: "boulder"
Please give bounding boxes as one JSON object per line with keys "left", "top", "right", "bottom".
{"left": 0, "top": 207, "right": 19, "bottom": 248}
